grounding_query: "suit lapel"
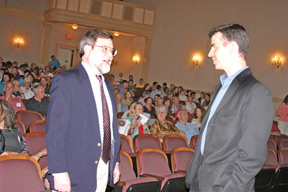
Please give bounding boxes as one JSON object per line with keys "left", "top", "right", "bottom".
{"left": 78, "top": 64, "right": 100, "bottom": 130}
{"left": 212, "top": 68, "right": 251, "bottom": 116}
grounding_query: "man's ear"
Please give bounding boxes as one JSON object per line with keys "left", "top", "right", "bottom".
{"left": 83, "top": 44, "right": 91, "bottom": 55}
{"left": 229, "top": 41, "right": 240, "bottom": 55}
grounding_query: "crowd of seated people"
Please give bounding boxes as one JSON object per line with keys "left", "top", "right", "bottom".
{"left": 112, "top": 73, "right": 213, "bottom": 143}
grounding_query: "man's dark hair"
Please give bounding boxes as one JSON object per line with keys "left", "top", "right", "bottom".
{"left": 209, "top": 23, "right": 249, "bottom": 58}
{"left": 79, "top": 29, "right": 113, "bottom": 58}
{"left": 152, "top": 81, "right": 158, "bottom": 86}
{"left": 156, "top": 85, "right": 161, "bottom": 90}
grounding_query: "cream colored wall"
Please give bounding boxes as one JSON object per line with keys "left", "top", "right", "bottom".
{"left": 144, "top": 0, "right": 288, "bottom": 99}
{"left": 0, "top": 12, "right": 43, "bottom": 64}
{"left": 0, "top": 0, "right": 287, "bottom": 101}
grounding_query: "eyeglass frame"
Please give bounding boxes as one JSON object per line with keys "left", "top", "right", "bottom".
{"left": 92, "top": 44, "right": 117, "bottom": 56}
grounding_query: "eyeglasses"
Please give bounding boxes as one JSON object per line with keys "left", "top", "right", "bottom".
{"left": 94, "top": 45, "right": 117, "bottom": 56}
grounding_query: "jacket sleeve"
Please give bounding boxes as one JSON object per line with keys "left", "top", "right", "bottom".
{"left": 224, "top": 84, "right": 273, "bottom": 191}
{"left": 46, "top": 75, "right": 71, "bottom": 173}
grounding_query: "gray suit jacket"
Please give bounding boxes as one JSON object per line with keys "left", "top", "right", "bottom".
{"left": 185, "top": 68, "right": 273, "bottom": 192}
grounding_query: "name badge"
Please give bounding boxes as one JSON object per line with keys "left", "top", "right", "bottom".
{"left": 16, "top": 102, "right": 22, "bottom": 107}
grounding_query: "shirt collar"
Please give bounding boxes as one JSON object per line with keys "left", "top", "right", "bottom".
{"left": 220, "top": 66, "right": 249, "bottom": 86}
{"left": 82, "top": 61, "right": 104, "bottom": 79}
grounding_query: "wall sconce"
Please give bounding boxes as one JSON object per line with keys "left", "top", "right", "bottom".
{"left": 272, "top": 56, "right": 282, "bottom": 68}
{"left": 192, "top": 55, "right": 200, "bottom": 66}
{"left": 14, "top": 37, "right": 24, "bottom": 48}
{"left": 114, "top": 32, "right": 120, "bottom": 37}
{"left": 72, "top": 24, "right": 78, "bottom": 30}
{"left": 132, "top": 56, "right": 140, "bottom": 64}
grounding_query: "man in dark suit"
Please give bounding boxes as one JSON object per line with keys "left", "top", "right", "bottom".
{"left": 46, "top": 29, "right": 121, "bottom": 192}
{"left": 185, "top": 24, "right": 273, "bottom": 192}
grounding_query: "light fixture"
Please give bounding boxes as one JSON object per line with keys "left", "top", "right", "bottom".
{"left": 114, "top": 32, "right": 120, "bottom": 37}
{"left": 14, "top": 37, "right": 24, "bottom": 48}
{"left": 192, "top": 55, "right": 200, "bottom": 66}
{"left": 72, "top": 24, "right": 78, "bottom": 30}
{"left": 132, "top": 56, "right": 140, "bottom": 64}
{"left": 272, "top": 56, "right": 282, "bottom": 68}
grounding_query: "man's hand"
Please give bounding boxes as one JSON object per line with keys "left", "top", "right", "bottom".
{"left": 54, "top": 172, "right": 71, "bottom": 192}
{"left": 113, "top": 163, "right": 120, "bottom": 184}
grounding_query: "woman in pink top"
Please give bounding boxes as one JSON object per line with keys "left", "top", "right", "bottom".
{"left": 277, "top": 95, "right": 288, "bottom": 135}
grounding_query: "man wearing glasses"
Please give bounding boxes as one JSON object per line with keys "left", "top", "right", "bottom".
{"left": 46, "top": 29, "right": 120, "bottom": 192}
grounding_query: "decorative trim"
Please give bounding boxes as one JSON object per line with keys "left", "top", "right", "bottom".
{"left": 0, "top": 5, "right": 44, "bottom": 22}
{"left": 44, "top": 9, "right": 154, "bottom": 37}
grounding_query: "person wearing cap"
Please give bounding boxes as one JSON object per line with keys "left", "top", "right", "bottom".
{"left": 20, "top": 77, "right": 34, "bottom": 99}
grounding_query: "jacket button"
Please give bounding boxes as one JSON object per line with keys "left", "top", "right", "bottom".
{"left": 97, "top": 143, "right": 101, "bottom": 147}
{"left": 95, "top": 161, "right": 98, "bottom": 164}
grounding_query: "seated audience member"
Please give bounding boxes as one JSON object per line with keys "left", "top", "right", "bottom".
{"left": 20, "top": 77, "right": 34, "bottom": 99}
{"left": 115, "top": 72, "right": 124, "bottom": 85}
{"left": 186, "top": 95, "right": 197, "bottom": 113}
{"left": 175, "top": 109, "right": 199, "bottom": 143}
{"left": 115, "top": 93, "right": 128, "bottom": 113}
{"left": 0, "top": 82, "right": 26, "bottom": 113}
{"left": 154, "top": 94, "right": 160, "bottom": 106}
{"left": 124, "top": 102, "right": 150, "bottom": 138}
{"left": 136, "top": 78, "right": 145, "bottom": 88}
{"left": 119, "top": 80, "right": 128, "bottom": 95}
{"left": 12, "top": 80, "right": 25, "bottom": 99}
{"left": 24, "top": 84, "right": 49, "bottom": 117}
{"left": 122, "top": 91, "right": 134, "bottom": 106}
{"left": 40, "top": 77, "right": 50, "bottom": 96}
{"left": 276, "top": 94, "right": 288, "bottom": 135}
{"left": 150, "top": 85, "right": 161, "bottom": 100}
{"left": 163, "top": 97, "right": 173, "bottom": 120}
{"left": 138, "top": 91, "right": 150, "bottom": 107}
{"left": 155, "top": 96, "right": 163, "bottom": 107}
{"left": 143, "top": 97, "right": 156, "bottom": 118}
{"left": 171, "top": 96, "right": 180, "bottom": 114}
{"left": 143, "top": 83, "right": 152, "bottom": 92}
{"left": 191, "top": 107, "right": 204, "bottom": 129}
{"left": 150, "top": 105, "right": 185, "bottom": 142}
{"left": 202, "top": 93, "right": 211, "bottom": 111}
{"left": 0, "top": 99, "right": 28, "bottom": 155}
{"left": 161, "top": 87, "right": 169, "bottom": 98}
{"left": 128, "top": 79, "right": 136, "bottom": 95}
{"left": 179, "top": 89, "right": 188, "bottom": 102}
{"left": 128, "top": 75, "right": 136, "bottom": 85}
{"left": 0, "top": 72, "right": 12, "bottom": 95}
{"left": 198, "top": 92, "right": 205, "bottom": 105}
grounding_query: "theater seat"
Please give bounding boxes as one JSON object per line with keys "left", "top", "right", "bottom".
{"left": 114, "top": 151, "right": 161, "bottom": 192}
{"left": 0, "top": 154, "right": 45, "bottom": 192}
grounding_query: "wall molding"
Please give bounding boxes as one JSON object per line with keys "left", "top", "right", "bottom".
{"left": 0, "top": 5, "right": 44, "bottom": 22}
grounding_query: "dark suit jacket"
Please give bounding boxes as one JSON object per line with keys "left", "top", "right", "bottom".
{"left": 185, "top": 68, "right": 273, "bottom": 192}
{"left": 46, "top": 64, "right": 120, "bottom": 191}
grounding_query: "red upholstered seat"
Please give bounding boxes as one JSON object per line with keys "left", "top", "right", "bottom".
{"left": 267, "top": 139, "right": 277, "bottom": 152}
{"left": 0, "top": 154, "right": 44, "bottom": 191}
{"left": 190, "top": 135, "right": 199, "bottom": 150}
{"left": 114, "top": 151, "right": 161, "bottom": 192}
{"left": 24, "top": 132, "right": 47, "bottom": 169}
{"left": 133, "top": 134, "right": 162, "bottom": 153}
{"left": 15, "top": 119, "right": 26, "bottom": 134}
{"left": 30, "top": 119, "right": 46, "bottom": 133}
{"left": 171, "top": 147, "right": 194, "bottom": 173}
{"left": 136, "top": 148, "right": 186, "bottom": 191}
{"left": 120, "top": 134, "right": 134, "bottom": 155}
{"left": 16, "top": 110, "right": 43, "bottom": 131}
{"left": 163, "top": 134, "right": 188, "bottom": 153}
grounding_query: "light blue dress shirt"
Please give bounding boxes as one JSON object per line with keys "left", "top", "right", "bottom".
{"left": 200, "top": 66, "right": 249, "bottom": 155}
{"left": 175, "top": 122, "right": 199, "bottom": 143}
